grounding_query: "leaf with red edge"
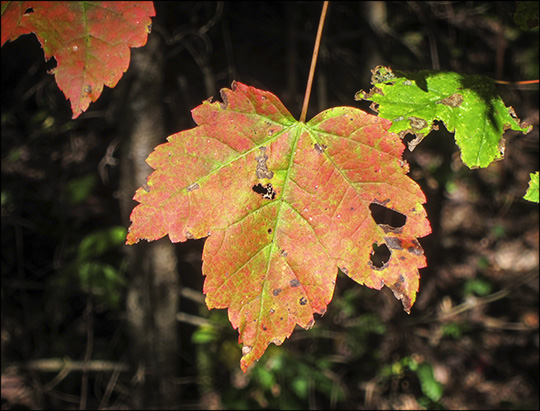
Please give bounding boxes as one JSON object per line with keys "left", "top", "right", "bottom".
{"left": 127, "top": 82, "right": 432, "bottom": 372}
{"left": 1, "top": 1, "right": 155, "bottom": 118}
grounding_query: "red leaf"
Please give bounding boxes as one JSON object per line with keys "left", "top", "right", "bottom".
{"left": 127, "top": 82, "right": 431, "bottom": 371}
{"left": 1, "top": 1, "right": 155, "bottom": 118}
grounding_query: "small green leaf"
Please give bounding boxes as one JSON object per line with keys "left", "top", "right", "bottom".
{"left": 524, "top": 172, "right": 539, "bottom": 203}
{"left": 416, "top": 362, "right": 444, "bottom": 402}
{"left": 356, "top": 66, "right": 533, "bottom": 169}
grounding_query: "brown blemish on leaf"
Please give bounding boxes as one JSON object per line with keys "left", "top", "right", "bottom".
{"left": 369, "top": 65, "right": 397, "bottom": 84}
{"left": 290, "top": 279, "right": 300, "bottom": 287}
{"left": 388, "top": 277, "right": 412, "bottom": 314}
{"left": 185, "top": 231, "right": 194, "bottom": 239}
{"left": 381, "top": 225, "right": 403, "bottom": 234}
{"left": 242, "top": 345, "right": 252, "bottom": 356}
{"left": 407, "top": 239, "right": 424, "bottom": 255}
{"left": 270, "top": 338, "right": 283, "bottom": 346}
{"left": 314, "top": 143, "right": 327, "bottom": 154}
{"left": 299, "top": 296, "right": 308, "bottom": 306}
{"left": 272, "top": 288, "right": 282, "bottom": 296}
{"left": 408, "top": 116, "right": 428, "bottom": 130}
{"left": 269, "top": 308, "right": 275, "bottom": 314}
{"left": 262, "top": 324, "right": 267, "bottom": 331}
{"left": 438, "top": 93, "right": 463, "bottom": 108}
{"left": 385, "top": 237, "right": 403, "bottom": 250}
{"left": 340, "top": 267, "right": 349, "bottom": 275}
{"left": 368, "top": 260, "right": 388, "bottom": 271}
{"left": 280, "top": 249, "right": 288, "bottom": 257}
{"left": 187, "top": 183, "right": 200, "bottom": 192}
{"left": 142, "top": 183, "right": 150, "bottom": 192}
{"left": 255, "top": 147, "right": 274, "bottom": 179}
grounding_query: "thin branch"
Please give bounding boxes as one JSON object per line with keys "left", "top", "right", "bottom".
{"left": 299, "top": 1, "right": 329, "bottom": 123}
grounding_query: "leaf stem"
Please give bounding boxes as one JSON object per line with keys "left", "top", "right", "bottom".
{"left": 299, "top": 1, "right": 329, "bottom": 123}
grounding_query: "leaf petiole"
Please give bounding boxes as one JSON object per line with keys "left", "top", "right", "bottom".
{"left": 299, "top": 1, "right": 329, "bottom": 123}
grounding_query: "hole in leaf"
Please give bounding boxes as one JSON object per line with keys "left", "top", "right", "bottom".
{"left": 24, "top": 7, "right": 34, "bottom": 14}
{"left": 370, "top": 243, "right": 391, "bottom": 268}
{"left": 369, "top": 203, "right": 406, "bottom": 228}
{"left": 252, "top": 183, "right": 276, "bottom": 200}
{"left": 252, "top": 183, "right": 267, "bottom": 195}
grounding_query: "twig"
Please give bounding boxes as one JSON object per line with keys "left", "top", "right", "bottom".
{"left": 299, "top": 1, "right": 329, "bottom": 123}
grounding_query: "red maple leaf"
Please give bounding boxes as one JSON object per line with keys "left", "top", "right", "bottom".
{"left": 1, "top": 1, "right": 155, "bottom": 118}
{"left": 127, "top": 82, "right": 431, "bottom": 371}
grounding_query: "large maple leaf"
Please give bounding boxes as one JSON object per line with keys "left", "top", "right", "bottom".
{"left": 1, "top": 1, "right": 155, "bottom": 118}
{"left": 127, "top": 82, "right": 431, "bottom": 371}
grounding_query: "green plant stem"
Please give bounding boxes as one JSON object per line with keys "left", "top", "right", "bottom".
{"left": 299, "top": 1, "right": 329, "bottom": 123}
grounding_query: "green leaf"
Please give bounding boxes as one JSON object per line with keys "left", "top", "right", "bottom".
{"left": 416, "top": 362, "right": 444, "bottom": 402}
{"left": 127, "top": 81, "right": 431, "bottom": 371}
{"left": 356, "top": 66, "right": 532, "bottom": 169}
{"left": 524, "top": 171, "right": 539, "bottom": 203}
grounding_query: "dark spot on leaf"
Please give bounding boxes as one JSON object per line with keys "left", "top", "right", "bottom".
{"left": 269, "top": 308, "right": 275, "bottom": 314}
{"left": 314, "top": 143, "right": 327, "bottom": 154}
{"left": 370, "top": 203, "right": 406, "bottom": 228}
{"left": 340, "top": 267, "right": 349, "bottom": 275}
{"left": 438, "top": 93, "right": 463, "bottom": 108}
{"left": 187, "top": 183, "right": 200, "bottom": 192}
{"left": 262, "top": 324, "right": 267, "bottom": 331}
{"left": 408, "top": 116, "right": 428, "bottom": 130}
{"left": 252, "top": 183, "right": 276, "bottom": 200}
{"left": 142, "top": 183, "right": 150, "bottom": 192}
{"left": 267, "top": 228, "right": 272, "bottom": 234}
{"left": 385, "top": 237, "right": 403, "bottom": 250}
{"left": 146, "top": 23, "right": 152, "bottom": 34}
{"left": 290, "top": 279, "right": 300, "bottom": 287}
{"left": 280, "top": 249, "right": 288, "bottom": 257}
{"left": 299, "top": 297, "right": 308, "bottom": 306}
{"left": 84, "top": 85, "right": 92, "bottom": 94}
{"left": 370, "top": 243, "right": 391, "bottom": 268}
{"left": 273, "top": 288, "right": 282, "bottom": 296}
{"left": 261, "top": 95, "right": 267, "bottom": 100}
{"left": 24, "top": 7, "right": 34, "bottom": 14}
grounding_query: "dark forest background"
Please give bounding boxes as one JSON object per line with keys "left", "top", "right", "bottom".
{"left": 1, "top": 1, "right": 538, "bottom": 409}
